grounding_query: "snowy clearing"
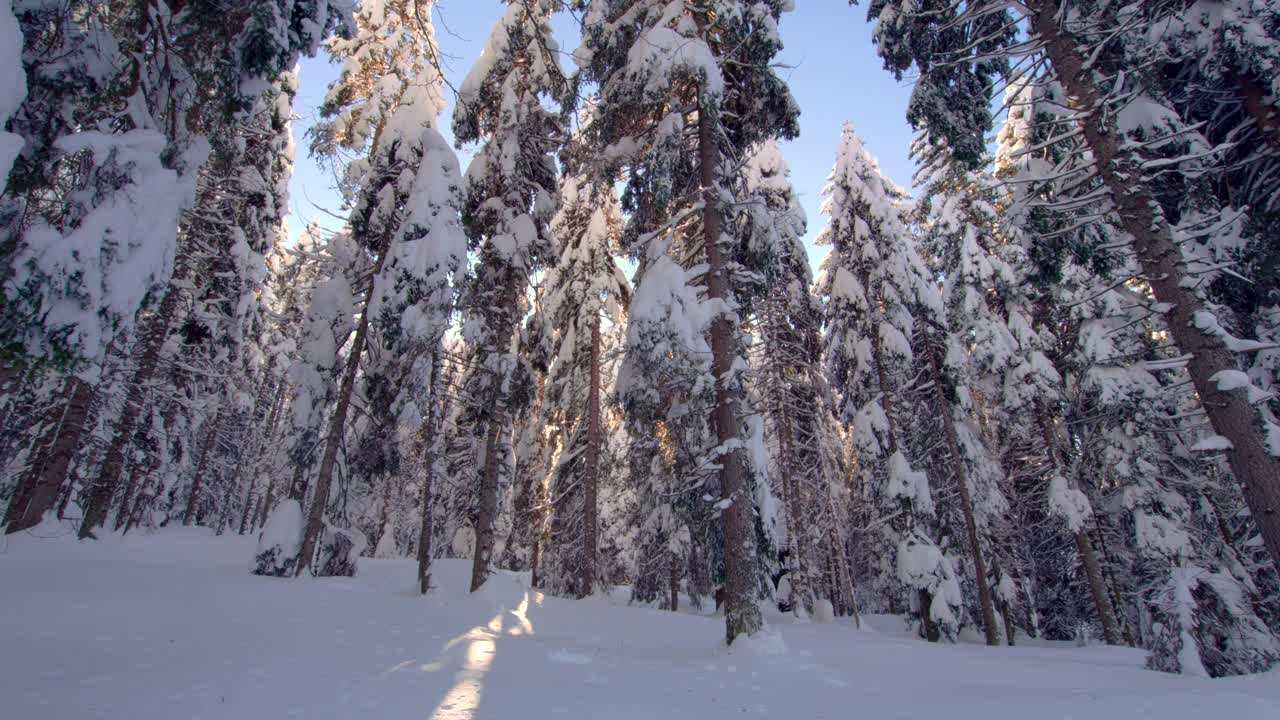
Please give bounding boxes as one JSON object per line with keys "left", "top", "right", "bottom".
{"left": 1, "top": 527, "right": 1276, "bottom": 720}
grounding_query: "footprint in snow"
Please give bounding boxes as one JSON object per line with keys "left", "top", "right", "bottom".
{"left": 547, "top": 650, "right": 592, "bottom": 665}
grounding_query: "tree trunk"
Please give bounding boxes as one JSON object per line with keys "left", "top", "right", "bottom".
{"left": 240, "top": 383, "right": 286, "bottom": 536}
{"left": 529, "top": 533, "right": 543, "bottom": 589}
{"left": 1074, "top": 528, "right": 1122, "bottom": 645}
{"left": 670, "top": 554, "right": 681, "bottom": 613}
{"left": 80, "top": 258, "right": 189, "bottom": 539}
{"left": 698, "top": 95, "right": 760, "bottom": 646}
{"left": 919, "top": 589, "right": 940, "bottom": 642}
{"left": 418, "top": 348, "right": 442, "bottom": 595}
{"left": 1001, "top": 602, "right": 1017, "bottom": 647}
{"left": 469, "top": 415, "right": 505, "bottom": 592}
{"left": 295, "top": 304, "right": 370, "bottom": 576}
{"left": 765, "top": 307, "right": 811, "bottom": 616}
{"left": 183, "top": 406, "right": 222, "bottom": 526}
{"left": 579, "top": 320, "right": 602, "bottom": 599}
{"left": 1031, "top": 0, "right": 1280, "bottom": 571}
{"left": 926, "top": 343, "right": 1001, "bottom": 646}
{"left": 469, "top": 275, "right": 520, "bottom": 593}
{"left": 5, "top": 376, "right": 93, "bottom": 533}
{"left": 1234, "top": 71, "right": 1280, "bottom": 152}
{"left": 1036, "top": 401, "right": 1122, "bottom": 645}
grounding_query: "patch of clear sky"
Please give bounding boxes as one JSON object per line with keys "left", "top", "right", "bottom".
{"left": 284, "top": 1, "right": 916, "bottom": 275}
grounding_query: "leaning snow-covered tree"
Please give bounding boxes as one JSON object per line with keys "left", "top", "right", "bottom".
{"left": 860, "top": 0, "right": 1280, "bottom": 583}
{"left": 282, "top": 0, "right": 465, "bottom": 578}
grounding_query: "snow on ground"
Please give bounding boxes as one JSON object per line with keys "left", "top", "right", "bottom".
{"left": 1, "top": 526, "right": 1277, "bottom": 719}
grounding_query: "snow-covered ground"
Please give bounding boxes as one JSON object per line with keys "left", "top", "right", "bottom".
{"left": 1, "top": 527, "right": 1276, "bottom": 719}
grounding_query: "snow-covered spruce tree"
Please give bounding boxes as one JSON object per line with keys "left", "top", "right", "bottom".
{"left": 989, "top": 78, "right": 1138, "bottom": 645}
{"left": 535, "top": 163, "right": 630, "bottom": 599}
{"left": 860, "top": 0, "right": 1280, "bottom": 574}
{"left": 0, "top": 0, "right": 23, "bottom": 199}
{"left": 286, "top": 0, "right": 465, "bottom": 577}
{"left": 49, "top": 1, "right": 349, "bottom": 539}
{"left": 3, "top": 0, "right": 347, "bottom": 368}
{"left": 1145, "top": 5, "right": 1280, "bottom": 451}
{"left": 438, "top": 336, "right": 484, "bottom": 563}
{"left": 500, "top": 338, "right": 553, "bottom": 577}
{"left": 157, "top": 71, "right": 301, "bottom": 532}
{"left": 993, "top": 70, "right": 1280, "bottom": 667}
{"left": 742, "top": 140, "right": 856, "bottom": 621}
{"left": 451, "top": 0, "right": 570, "bottom": 593}
{"left": 816, "top": 123, "right": 961, "bottom": 642}
{"left": 577, "top": 0, "right": 799, "bottom": 644}
{"left": 1062, "top": 277, "right": 1280, "bottom": 675}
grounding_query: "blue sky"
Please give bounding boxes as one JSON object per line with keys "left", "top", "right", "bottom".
{"left": 284, "top": 2, "right": 917, "bottom": 272}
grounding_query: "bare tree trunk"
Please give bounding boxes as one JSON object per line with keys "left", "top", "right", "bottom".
{"left": 295, "top": 306, "right": 369, "bottom": 576}
{"left": 1036, "top": 401, "right": 1122, "bottom": 645}
{"left": 469, "top": 275, "right": 519, "bottom": 593}
{"left": 670, "top": 554, "right": 681, "bottom": 613}
{"left": 5, "top": 376, "right": 93, "bottom": 532}
{"left": 579, "top": 320, "right": 602, "bottom": 599}
{"left": 183, "top": 406, "right": 222, "bottom": 526}
{"left": 417, "top": 351, "right": 442, "bottom": 594}
{"left": 698, "top": 95, "right": 760, "bottom": 646}
{"left": 926, "top": 343, "right": 1001, "bottom": 646}
{"left": 469, "top": 415, "right": 505, "bottom": 591}
{"left": 240, "top": 383, "right": 286, "bottom": 536}
{"left": 1031, "top": 0, "right": 1280, "bottom": 571}
{"left": 80, "top": 258, "right": 189, "bottom": 539}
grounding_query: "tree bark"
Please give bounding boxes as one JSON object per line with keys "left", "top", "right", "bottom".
{"left": 926, "top": 343, "right": 1001, "bottom": 646}
{"left": 699, "top": 99, "right": 760, "bottom": 645}
{"left": 670, "top": 554, "right": 681, "bottom": 613}
{"left": 470, "top": 414, "right": 505, "bottom": 592}
{"left": 5, "top": 376, "right": 93, "bottom": 533}
{"left": 80, "top": 258, "right": 189, "bottom": 539}
{"left": 240, "top": 382, "right": 285, "bottom": 536}
{"left": 579, "top": 320, "right": 602, "bottom": 599}
{"left": 295, "top": 304, "right": 369, "bottom": 576}
{"left": 1031, "top": 0, "right": 1280, "bottom": 571}
{"left": 417, "top": 348, "right": 442, "bottom": 595}
{"left": 469, "top": 273, "right": 520, "bottom": 593}
{"left": 1036, "top": 401, "right": 1122, "bottom": 645}
{"left": 183, "top": 406, "right": 222, "bottom": 526}
{"left": 1234, "top": 71, "right": 1280, "bottom": 152}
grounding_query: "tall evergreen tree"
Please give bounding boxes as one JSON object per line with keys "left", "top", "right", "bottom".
{"left": 451, "top": 0, "right": 570, "bottom": 592}
{"left": 289, "top": 0, "right": 465, "bottom": 576}
{"left": 577, "top": 0, "right": 799, "bottom": 644}
{"left": 817, "top": 123, "right": 961, "bottom": 641}
{"left": 860, "top": 0, "right": 1280, "bottom": 577}
{"left": 537, "top": 164, "right": 630, "bottom": 598}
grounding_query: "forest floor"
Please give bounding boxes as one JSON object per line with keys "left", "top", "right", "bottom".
{"left": 1, "top": 526, "right": 1277, "bottom": 719}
